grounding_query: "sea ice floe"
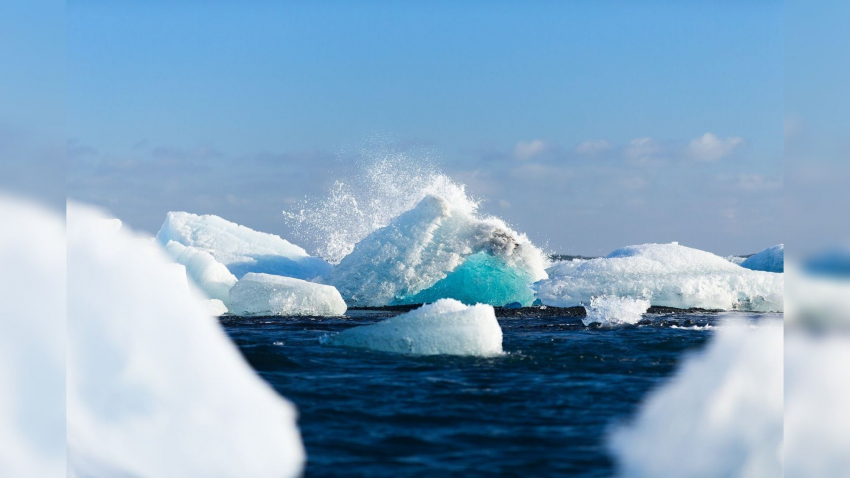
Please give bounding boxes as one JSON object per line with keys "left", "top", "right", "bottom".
{"left": 67, "top": 203, "right": 304, "bottom": 478}
{"left": 535, "top": 243, "right": 783, "bottom": 312}
{"left": 326, "top": 194, "right": 548, "bottom": 307}
{"left": 323, "top": 298, "right": 503, "bottom": 356}
{"left": 609, "top": 322, "right": 783, "bottom": 477}
{"left": 164, "top": 240, "right": 237, "bottom": 307}
{"left": 740, "top": 244, "right": 784, "bottom": 273}
{"left": 582, "top": 296, "right": 650, "bottom": 326}
{"left": 229, "top": 273, "right": 347, "bottom": 317}
{"left": 157, "top": 211, "right": 330, "bottom": 280}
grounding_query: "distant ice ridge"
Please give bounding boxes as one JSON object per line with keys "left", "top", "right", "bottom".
{"left": 609, "top": 322, "right": 783, "bottom": 477}
{"left": 68, "top": 203, "right": 304, "bottom": 477}
{"left": 164, "top": 240, "right": 237, "bottom": 307}
{"left": 157, "top": 211, "right": 331, "bottom": 280}
{"left": 323, "top": 299, "right": 502, "bottom": 356}
{"left": 325, "top": 194, "right": 548, "bottom": 307}
{"left": 229, "top": 273, "right": 347, "bottom": 317}
{"left": 740, "top": 244, "right": 784, "bottom": 273}
{"left": 583, "top": 296, "right": 650, "bottom": 326}
{"left": 536, "top": 243, "right": 783, "bottom": 312}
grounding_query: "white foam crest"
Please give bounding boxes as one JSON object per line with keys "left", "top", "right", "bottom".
{"left": 283, "top": 146, "right": 478, "bottom": 264}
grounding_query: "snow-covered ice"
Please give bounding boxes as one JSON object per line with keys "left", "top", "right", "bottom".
{"left": 740, "top": 244, "right": 784, "bottom": 273}
{"left": 536, "top": 243, "right": 783, "bottom": 312}
{"left": 68, "top": 203, "right": 304, "bottom": 478}
{"left": 609, "top": 321, "right": 783, "bottom": 477}
{"left": 229, "top": 273, "right": 347, "bottom": 317}
{"left": 326, "top": 194, "right": 548, "bottom": 307}
{"left": 323, "top": 298, "right": 503, "bottom": 356}
{"left": 164, "top": 240, "right": 237, "bottom": 306}
{"left": 157, "top": 211, "right": 330, "bottom": 280}
{"left": 582, "top": 296, "right": 650, "bottom": 326}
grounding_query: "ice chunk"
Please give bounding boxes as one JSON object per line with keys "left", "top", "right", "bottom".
{"left": 67, "top": 203, "right": 305, "bottom": 477}
{"left": 582, "top": 296, "right": 650, "bottom": 326}
{"left": 164, "top": 240, "right": 237, "bottom": 306}
{"left": 323, "top": 299, "right": 502, "bottom": 356}
{"left": 535, "top": 243, "right": 783, "bottom": 312}
{"left": 229, "top": 273, "right": 347, "bottom": 317}
{"left": 207, "top": 299, "right": 229, "bottom": 316}
{"left": 740, "top": 244, "right": 784, "bottom": 272}
{"left": 157, "top": 211, "right": 331, "bottom": 280}
{"left": 609, "top": 322, "right": 783, "bottom": 477}
{"left": 326, "top": 194, "right": 548, "bottom": 307}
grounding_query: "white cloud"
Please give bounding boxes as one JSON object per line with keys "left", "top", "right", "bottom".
{"left": 498, "top": 199, "right": 511, "bottom": 208}
{"left": 625, "top": 137, "right": 662, "bottom": 164}
{"left": 574, "top": 139, "right": 612, "bottom": 156}
{"left": 513, "top": 139, "right": 549, "bottom": 160}
{"left": 688, "top": 133, "right": 744, "bottom": 161}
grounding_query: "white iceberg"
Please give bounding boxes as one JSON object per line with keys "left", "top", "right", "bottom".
{"left": 582, "top": 296, "right": 650, "bottom": 326}
{"left": 535, "top": 243, "right": 783, "bottom": 312}
{"left": 157, "top": 211, "right": 330, "bottom": 280}
{"left": 229, "top": 273, "right": 347, "bottom": 317}
{"left": 323, "top": 299, "right": 503, "bottom": 356}
{"left": 609, "top": 322, "right": 783, "bottom": 477}
{"left": 326, "top": 194, "right": 548, "bottom": 307}
{"left": 740, "top": 244, "right": 784, "bottom": 273}
{"left": 164, "top": 240, "right": 237, "bottom": 306}
{"left": 67, "top": 203, "right": 305, "bottom": 478}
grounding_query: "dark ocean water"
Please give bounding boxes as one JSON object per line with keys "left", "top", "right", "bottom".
{"left": 222, "top": 310, "right": 760, "bottom": 477}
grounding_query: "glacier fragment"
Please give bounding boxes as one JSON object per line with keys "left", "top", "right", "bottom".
{"left": 582, "top": 296, "right": 650, "bottom": 326}
{"left": 323, "top": 298, "right": 503, "bottom": 356}
{"left": 326, "top": 194, "right": 547, "bottom": 307}
{"left": 157, "top": 211, "right": 330, "bottom": 280}
{"left": 229, "top": 273, "right": 347, "bottom": 317}
{"left": 740, "top": 244, "right": 784, "bottom": 273}
{"left": 536, "top": 243, "right": 783, "bottom": 312}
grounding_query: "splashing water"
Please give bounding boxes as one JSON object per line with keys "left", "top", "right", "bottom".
{"left": 283, "top": 145, "right": 478, "bottom": 264}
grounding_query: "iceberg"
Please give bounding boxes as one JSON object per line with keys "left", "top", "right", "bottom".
{"left": 326, "top": 194, "right": 548, "bottom": 307}
{"left": 164, "top": 240, "right": 238, "bottom": 306}
{"left": 67, "top": 203, "right": 305, "bottom": 477}
{"left": 740, "top": 244, "right": 784, "bottom": 273}
{"left": 323, "top": 298, "right": 503, "bottom": 356}
{"left": 229, "top": 273, "right": 347, "bottom": 317}
{"left": 582, "top": 296, "right": 650, "bottom": 326}
{"left": 157, "top": 211, "right": 331, "bottom": 280}
{"left": 535, "top": 243, "right": 783, "bottom": 312}
{"left": 609, "top": 322, "right": 783, "bottom": 477}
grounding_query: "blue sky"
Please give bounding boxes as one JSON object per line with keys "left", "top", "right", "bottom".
{"left": 68, "top": 1, "right": 784, "bottom": 256}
